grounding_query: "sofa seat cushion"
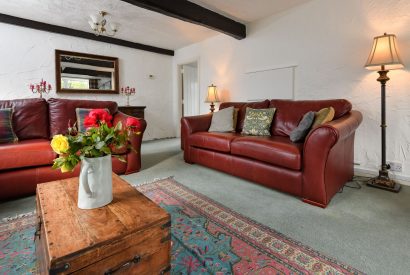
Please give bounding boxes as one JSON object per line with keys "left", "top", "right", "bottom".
{"left": 231, "top": 136, "right": 303, "bottom": 170}
{"left": 0, "top": 139, "right": 57, "bottom": 170}
{"left": 189, "top": 132, "right": 241, "bottom": 153}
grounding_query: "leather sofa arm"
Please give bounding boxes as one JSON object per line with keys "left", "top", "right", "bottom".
{"left": 113, "top": 111, "right": 147, "bottom": 174}
{"left": 302, "top": 110, "right": 363, "bottom": 207}
{"left": 181, "top": 113, "right": 212, "bottom": 160}
{"left": 181, "top": 114, "right": 213, "bottom": 134}
{"left": 181, "top": 113, "right": 212, "bottom": 150}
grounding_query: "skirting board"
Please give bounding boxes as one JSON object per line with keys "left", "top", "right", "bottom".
{"left": 354, "top": 167, "right": 410, "bottom": 186}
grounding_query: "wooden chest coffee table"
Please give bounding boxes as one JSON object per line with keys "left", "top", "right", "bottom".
{"left": 35, "top": 173, "right": 171, "bottom": 274}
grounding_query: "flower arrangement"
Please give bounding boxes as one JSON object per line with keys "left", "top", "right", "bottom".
{"left": 50, "top": 109, "right": 141, "bottom": 173}
{"left": 29, "top": 79, "right": 52, "bottom": 98}
{"left": 120, "top": 86, "right": 136, "bottom": 106}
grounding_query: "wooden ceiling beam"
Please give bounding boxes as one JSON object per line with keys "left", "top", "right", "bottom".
{"left": 121, "top": 0, "right": 246, "bottom": 40}
{"left": 0, "top": 13, "right": 174, "bottom": 56}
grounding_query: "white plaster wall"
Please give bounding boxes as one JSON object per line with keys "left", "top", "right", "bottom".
{"left": 173, "top": 0, "right": 410, "bottom": 183}
{"left": 0, "top": 23, "right": 174, "bottom": 141}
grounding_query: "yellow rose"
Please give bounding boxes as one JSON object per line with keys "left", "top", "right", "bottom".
{"left": 51, "top": 134, "right": 69, "bottom": 154}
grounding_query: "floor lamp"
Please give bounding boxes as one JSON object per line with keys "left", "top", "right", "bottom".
{"left": 364, "top": 33, "right": 404, "bottom": 192}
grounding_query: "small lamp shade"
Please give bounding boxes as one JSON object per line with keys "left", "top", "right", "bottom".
{"left": 365, "top": 33, "right": 404, "bottom": 70}
{"left": 205, "top": 84, "right": 219, "bottom": 103}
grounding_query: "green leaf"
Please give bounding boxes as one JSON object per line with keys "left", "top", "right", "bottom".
{"left": 105, "top": 133, "right": 114, "bottom": 142}
{"left": 114, "top": 121, "right": 122, "bottom": 131}
{"left": 95, "top": 141, "right": 106, "bottom": 150}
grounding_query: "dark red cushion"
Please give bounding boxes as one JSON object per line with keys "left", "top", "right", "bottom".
{"left": 0, "top": 139, "right": 57, "bottom": 170}
{"left": 189, "top": 132, "right": 241, "bottom": 153}
{"left": 220, "top": 100, "right": 270, "bottom": 132}
{"left": 48, "top": 98, "right": 117, "bottom": 138}
{"left": 231, "top": 136, "right": 303, "bottom": 170}
{"left": 0, "top": 98, "right": 49, "bottom": 140}
{"left": 269, "top": 99, "right": 352, "bottom": 137}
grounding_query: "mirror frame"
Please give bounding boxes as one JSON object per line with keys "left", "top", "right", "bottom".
{"left": 55, "top": 50, "right": 119, "bottom": 94}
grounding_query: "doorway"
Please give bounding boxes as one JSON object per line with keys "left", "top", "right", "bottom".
{"left": 180, "top": 62, "right": 199, "bottom": 117}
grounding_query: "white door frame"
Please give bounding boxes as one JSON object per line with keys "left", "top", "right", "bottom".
{"left": 176, "top": 58, "right": 200, "bottom": 137}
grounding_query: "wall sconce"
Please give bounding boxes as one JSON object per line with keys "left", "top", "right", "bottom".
{"left": 364, "top": 33, "right": 404, "bottom": 192}
{"left": 205, "top": 84, "right": 220, "bottom": 113}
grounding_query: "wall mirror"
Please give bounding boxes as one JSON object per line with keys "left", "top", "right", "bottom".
{"left": 55, "top": 50, "right": 119, "bottom": 94}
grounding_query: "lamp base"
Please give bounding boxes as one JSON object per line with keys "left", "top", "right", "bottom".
{"left": 209, "top": 102, "right": 215, "bottom": 113}
{"left": 367, "top": 170, "right": 401, "bottom": 193}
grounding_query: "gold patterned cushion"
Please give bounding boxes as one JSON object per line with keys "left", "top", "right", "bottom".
{"left": 312, "top": 107, "right": 335, "bottom": 128}
{"left": 241, "top": 107, "right": 276, "bottom": 136}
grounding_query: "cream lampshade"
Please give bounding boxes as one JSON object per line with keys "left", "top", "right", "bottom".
{"left": 365, "top": 33, "right": 404, "bottom": 71}
{"left": 205, "top": 84, "right": 219, "bottom": 112}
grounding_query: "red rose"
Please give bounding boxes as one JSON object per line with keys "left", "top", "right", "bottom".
{"left": 88, "top": 109, "right": 112, "bottom": 127}
{"left": 83, "top": 116, "right": 98, "bottom": 128}
{"left": 126, "top": 117, "right": 141, "bottom": 130}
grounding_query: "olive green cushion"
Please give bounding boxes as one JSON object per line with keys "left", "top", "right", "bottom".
{"left": 312, "top": 107, "right": 335, "bottom": 128}
{"left": 241, "top": 107, "right": 276, "bottom": 136}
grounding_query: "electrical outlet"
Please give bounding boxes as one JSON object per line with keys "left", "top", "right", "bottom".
{"left": 388, "top": 161, "right": 402, "bottom": 173}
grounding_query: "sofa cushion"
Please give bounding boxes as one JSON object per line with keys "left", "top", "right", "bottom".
{"left": 189, "top": 132, "right": 241, "bottom": 153}
{"left": 48, "top": 98, "right": 117, "bottom": 138}
{"left": 208, "top": 106, "right": 235, "bottom": 132}
{"left": 0, "top": 108, "right": 18, "bottom": 144}
{"left": 290, "top": 111, "right": 315, "bottom": 142}
{"left": 242, "top": 107, "right": 276, "bottom": 136}
{"left": 312, "top": 107, "right": 335, "bottom": 128}
{"left": 0, "top": 98, "right": 49, "bottom": 140}
{"left": 0, "top": 139, "right": 57, "bottom": 170}
{"left": 269, "top": 99, "right": 352, "bottom": 137}
{"left": 219, "top": 100, "right": 270, "bottom": 132}
{"left": 231, "top": 136, "right": 303, "bottom": 170}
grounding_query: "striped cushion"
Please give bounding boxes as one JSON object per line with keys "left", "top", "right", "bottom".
{"left": 75, "top": 108, "right": 110, "bottom": 132}
{"left": 0, "top": 108, "right": 18, "bottom": 144}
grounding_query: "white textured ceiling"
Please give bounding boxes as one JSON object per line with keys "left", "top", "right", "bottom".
{"left": 190, "top": 0, "right": 311, "bottom": 23}
{"left": 0, "top": 0, "right": 311, "bottom": 50}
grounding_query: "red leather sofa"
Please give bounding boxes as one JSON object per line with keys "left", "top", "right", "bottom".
{"left": 0, "top": 98, "right": 146, "bottom": 201}
{"left": 181, "top": 99, "right": 362, "bottom": 208}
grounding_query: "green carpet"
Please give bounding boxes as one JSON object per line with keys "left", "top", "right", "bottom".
{"left": 1, "top": 138, "right": 409, "bottom": 274}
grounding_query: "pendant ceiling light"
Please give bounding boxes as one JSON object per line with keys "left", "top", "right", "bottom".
{"left": 88, "top": 11, "right": 118, "bottom": 37}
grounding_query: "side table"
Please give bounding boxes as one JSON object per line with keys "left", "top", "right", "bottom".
{"left": 118, "top": 106, "right": 146, "bottom": 119}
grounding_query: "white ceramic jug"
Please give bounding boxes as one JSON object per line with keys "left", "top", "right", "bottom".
{"left": 78, "top": 154, "right": 113, "bottom": 209}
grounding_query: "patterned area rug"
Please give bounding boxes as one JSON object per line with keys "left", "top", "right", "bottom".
{"left": 0, "top": 178, "right": 364, "bottom": 274}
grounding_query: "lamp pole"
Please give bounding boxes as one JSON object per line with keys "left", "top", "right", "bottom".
{"left": 367, "top": 66, "right": 401, "bottom": 192}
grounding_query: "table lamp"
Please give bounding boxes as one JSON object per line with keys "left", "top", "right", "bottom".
{"left": 205, "top": 84, "right": 220, "bottom": 113}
